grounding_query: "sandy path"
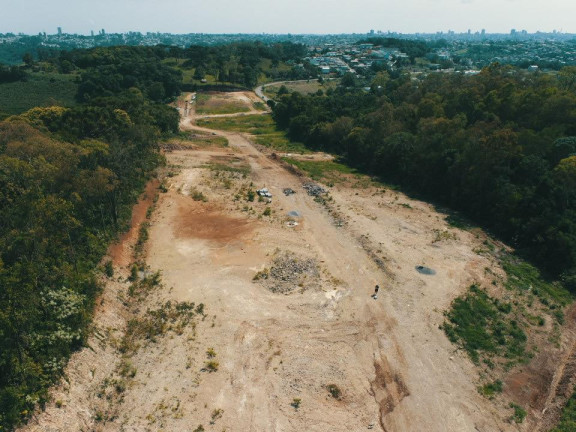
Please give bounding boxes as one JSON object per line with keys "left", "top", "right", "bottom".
{"left": 21, "top": 92, "right": 522, "bottom": 432}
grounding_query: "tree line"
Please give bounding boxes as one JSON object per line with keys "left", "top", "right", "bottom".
{"left": 0, "top": 47, "right": 180, "bottom": 430}
{"left": 272, "top": 64, "right": 576, "bottom": 285}
{"left": 171, "top": 41, "right": 311, "bottom": 87}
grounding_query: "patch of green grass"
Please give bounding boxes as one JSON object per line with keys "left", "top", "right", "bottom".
{"left": 551, "top": 392, "right": 576, "bottom": 432}
{"left": 509, "top": 402, "right": 526, "bottom": 423}
{"left": 502, "top": 255, "right": 572, "bottom": 309}
{"left": 478, "top": 380, "right": 503, "bottom": 398}
{"left": 195, "top": 93, "right": 251, "bottom": 115}
{"left": 0, "top": 73, "right": 77, "bottom": 114}
{"left": 196, "top": 114, "right": 309, "bottom": 153}
{"left": 204, "top": 162, "right": 251, "bottom": 176}
{"left": 264, "top": 79, "right": 340, "bottom": 99}
{"left": 167, "top": 131, "right": 228, "bottom": 148}
{"left": 442, "top": 284, "right": 528, "bottom": 365}
{"left": 254, "top": 133, "right": 309, "bottom": 153}
{"left": 197, "top": 114, "right": 276, "bottom": 134}
{"left": 282, "top": 157, "right": 357, "bottom": 183}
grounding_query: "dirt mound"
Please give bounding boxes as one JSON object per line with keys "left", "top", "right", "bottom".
{"left": 254, "top": 251, "right": 320, "bottom": 294}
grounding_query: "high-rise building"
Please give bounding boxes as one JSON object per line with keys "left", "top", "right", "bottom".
{"left": 57, "top": 27, "right": 62, "bottom": 35}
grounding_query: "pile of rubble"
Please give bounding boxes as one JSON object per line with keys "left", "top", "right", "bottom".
{"left": 254, "top": 252, "right": 320, "bottom": 294}
{"left": 302, "top": 182, "right": 326, "bottom": 196}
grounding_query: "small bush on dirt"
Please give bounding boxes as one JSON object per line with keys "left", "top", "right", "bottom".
{"left": 509, "top": 402, "right": 526, "bottom": 423}
{"left": 478, "top": 380, "right": 503, "bottom": 398}
{"left": 114, "top": 379, "right": 126, "bottom": 394}
{"left": 134, "top": 222, "right": 150, "bottom": 256}
{"left": 210, "top": 408, "right": 223, "bottom": 424}
{"left": 190, "top": 188, "right": 208, "bottom": 202}
{"left": 205, "top": 360, "right": 219, "bottom": 372}
{"left": 196, "top": 303, "right": 205, "bottom": 316}
{"left": 327, "top": 384, "right": 342, "bottom": 400}
{"left": 253, "top": 268, "right": 269, "bottom": 281}
{"left": 432, "top": 229, "right": 458, "bottom": 243}
{"left": 206, "top": 347, "right": 216, "bottom": 358}
{"left": 502, "top": 255, "right": 571, "bottom": 312}
{"left": 291, "top": 398, "right": 301, "bottom": 410}
{"left": 262, "top": 207, "right": 272, "bottom": 216}
{"left": 128, "top": 271, "right": 162, "bottom": 298}
{"left": 104, "top": 260, "right": 114, "bottom": 277}
{"left": 118, "top": 359, "right": 137, "bottom": 378}
{"left": 128, "top": 264, "right": 139, "bottom": 282}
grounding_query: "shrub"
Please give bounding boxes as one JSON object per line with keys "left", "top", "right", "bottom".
{"left": 509, "top": 403, "right": 526, "bottom": 423}
{"left": 104, "top": 260, "right": 114, "bottom": 277}
{"left": 205, "top": 361, "right": 219, "bottom": 372}
{"left": 327, "top": 384, "right": 342, "bottom": 400}
{"left": 478, "top": 380, "right": 503, "bottom": 398}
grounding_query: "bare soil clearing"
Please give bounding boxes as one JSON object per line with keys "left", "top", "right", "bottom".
{"left": 20, "top": 91, "right": 575, "bottom": 432}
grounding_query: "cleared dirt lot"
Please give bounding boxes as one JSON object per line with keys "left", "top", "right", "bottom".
{"left": 23, "top": 91, "right": 567, "bottom": 432}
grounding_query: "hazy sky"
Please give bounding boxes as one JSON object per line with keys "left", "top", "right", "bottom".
{"left": 1, "top": 0, "right": 575, "bottom": 35}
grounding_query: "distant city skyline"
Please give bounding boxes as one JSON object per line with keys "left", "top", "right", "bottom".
{"left": 1, "top": 0, "right": 575, "bottom": 36}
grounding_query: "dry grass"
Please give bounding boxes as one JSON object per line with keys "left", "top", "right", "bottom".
{"left": 196, "top": 93, "right": 251, "bottom": 115}
{"left": 264, "top": 79, "right": 339, "bottom": 98}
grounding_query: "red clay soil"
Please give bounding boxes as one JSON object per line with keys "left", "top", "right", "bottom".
{"left": 176, "top": 200, "right": 253, "bottom": 243}
{"left": 108, "top": 179, "right": 159, "bottom": 267}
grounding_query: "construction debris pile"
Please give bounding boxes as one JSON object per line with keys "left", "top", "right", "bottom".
{"left": 253, "top": 251, "right": 320, "bottom": 294}
{"left": 302, "top": 182, "right": 326, "bottom": 196}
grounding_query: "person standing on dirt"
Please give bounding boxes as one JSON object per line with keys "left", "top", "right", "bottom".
{"left": 372, "top": 285, "right": 379, "bottom": 299}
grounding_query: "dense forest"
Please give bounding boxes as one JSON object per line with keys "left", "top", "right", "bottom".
{"left": 0, "top": 47, "right": 179, "bottom": 430}
{"left": 272, "top": 64, "right": 576, "bottom": 284}
{"left": 171, "top": 41, "right": 311, "bottom": 86}
{"left": 49, "top": 42, "right": 309, "bottom": 89}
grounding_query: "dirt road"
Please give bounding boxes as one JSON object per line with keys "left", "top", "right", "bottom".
{"left": 22, "top": 92, "right": 521, "bottom": 432}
